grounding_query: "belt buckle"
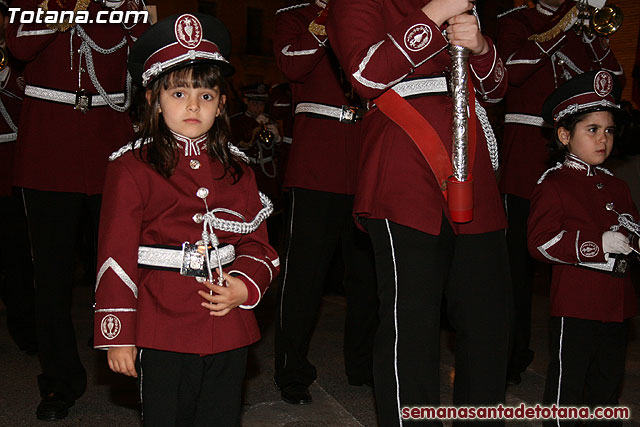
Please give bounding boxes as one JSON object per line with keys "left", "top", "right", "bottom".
{"left": 74, "top": 89, "right": 91, "bottom": 113}
{"left": 339, "top": 105, "right": 358, "bottom": 123}
{"left": 180, "top": 242, "right": 208, "bottom": 278}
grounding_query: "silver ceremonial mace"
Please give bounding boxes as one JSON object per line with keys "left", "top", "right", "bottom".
{"left": 446, "top": 7, "right": 476, "bottom": 223}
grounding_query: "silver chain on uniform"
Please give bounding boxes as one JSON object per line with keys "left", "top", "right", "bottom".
{"left": 199, "top": 192, "right": 273, "bottom": 285}
{"left": 71, "top": 25, "right": 132, "bottom": 112}
{"left": 475, "top": 99, "right": 499, "bottom": 171}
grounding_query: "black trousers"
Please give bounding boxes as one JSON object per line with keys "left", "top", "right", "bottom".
{"left": 138, "top": 347, "right": 248, "bottom": 427}
{"left": 274, "top": 188, "right": 378, "bottom": 388}
{"left": 543, "top": 317, "right": 627, "bottom": 427}
{"left": 0, "top": 190, "right": 36, "bottom": 351}
{"left": 22, "top": 188, "right": 101, "bottom": 402}
{"left": 504, "top": 194, "right": 535, "bottom": 375}
{"left": 364, "top": 218, "right": 511, "bottom": 427}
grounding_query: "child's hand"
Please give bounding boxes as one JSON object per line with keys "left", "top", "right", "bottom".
{"left": 107, "top": 346, "right": 138, "bottom": 377}
{"left": 422, "top": 0, "right": 474, "bottom": 27}
{"left": 198, "top": 270, "right": 249, "bottom": 316}
{"left": 446, "top": 13, "right": 489, "bottom": 55}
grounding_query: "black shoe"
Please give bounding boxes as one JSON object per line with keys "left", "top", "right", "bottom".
{"left": 280, "top": 384, "right": 312, "bottom": 405}
{"left": 506, "top": 371, "right": 522, "bottom": 386}
{"left": 347, "top": 377, "right": 374, "bottom": 388}
{"left": 36, "top": 393, "right": 74, "bottom": 421}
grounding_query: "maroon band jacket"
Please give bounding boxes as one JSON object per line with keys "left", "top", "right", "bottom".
{"left": 327, "top": 0, "right": 507, "bottom": 235}
{"left": 0, "top": 61, "right": 23, "bottom": 196}
{"left": 528, "top": 155, "right": 638, "bottom": 322}
{"left": 6, "top": 0, "right": 147, "bottom": 194}
{"left": 93, "top": 143, "right": 280, "bottom": 354}
{"left": 497, "top": 2, "right": 624, "bottom": 199}
{"left": 273, "top": 2, "right": 360, "bottom": 195}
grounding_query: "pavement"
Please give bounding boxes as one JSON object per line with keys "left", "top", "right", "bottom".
{"left": 1, "top": 266, "right": 640, "bottom": 426}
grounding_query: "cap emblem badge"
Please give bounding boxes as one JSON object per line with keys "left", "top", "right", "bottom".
{"left": 175, "top": 14, "right": 203, "bottom": 49}
{"left": 593, "top": 71, "right": 612, "bottom": 98}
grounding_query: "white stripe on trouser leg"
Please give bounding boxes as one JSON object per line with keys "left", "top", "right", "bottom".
{"left": 556, "top": 317, "right": 564, "bottom": 427}
{"left": 139, "top": 348, "right": 144, "bottom": 422}
{"left": 385, "top": 219, "right": 403, "bottom": 426}
{"left": 279, "top": 189, "right": 296, "bottom": 368}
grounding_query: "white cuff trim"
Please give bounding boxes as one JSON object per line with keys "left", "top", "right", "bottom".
{"left": 231, "top": 270, "right": 262, "bottom": 309}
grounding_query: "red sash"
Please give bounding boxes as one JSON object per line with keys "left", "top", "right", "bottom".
{"left": 375, "top": 78, "right": 477, "bottom": 221}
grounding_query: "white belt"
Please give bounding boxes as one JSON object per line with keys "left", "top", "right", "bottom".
{"left": 138, "top": 244, "right": 235, "bottom": 278}
{"left": 504, "top": 113, "right": 550, "bottom": 128}
{"left": 0, "top": 132, "right": 17, "bottom": 143}
{"left": 390, "top": 76, "right": 449, "bottom": 98}
{"left": 24, "top": 85, "right": 125, "bottom": 108}
{"left": 294, "top": 103, "right": 362, "bottom": 123}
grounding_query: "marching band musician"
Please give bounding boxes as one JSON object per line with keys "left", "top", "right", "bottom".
{"left": 327, "top": 0, "right": 512, "bottom": 424}
{"left": 496, "top": 0, "right": 625, "bottom": 385}
{"left": 6, "top": 0, "right": 147, "bottom": 420}
{"left": 529, "top": 70, "right": 636, "bottom": 422}
{"left": 272, "top": 0, "right": 379, "bottom": 405}
{"left": 0, "top": 0, "right": 37, "bottom": 356}
{"left": 231, "top": 83, "right": 282, "bottom": 214}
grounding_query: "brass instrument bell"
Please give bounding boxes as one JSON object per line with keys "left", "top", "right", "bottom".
{"left": 590, "top": 4, "right": 623, "bottom": 37}
{"left": 577, "top": 1, "right": 623, "bottom": 37}
{"left": 0, "top": 47, "right": 8, "bottom": 72}
{"left": 256, "top": 123, "right": 274, "bottom": 145}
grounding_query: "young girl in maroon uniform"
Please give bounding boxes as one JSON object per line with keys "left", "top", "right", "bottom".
{"left": 93, "top": 14, "right": 279, "bottom": 426}
{"left": 528, "top": 70, "right": 637, "bottom": 422}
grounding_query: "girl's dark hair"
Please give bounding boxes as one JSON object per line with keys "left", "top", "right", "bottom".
{"left": 547, "top": 109, "right": 622, "bottom": 166}
{"left": 135, "top": 63, "right": 244, "bottom": 181}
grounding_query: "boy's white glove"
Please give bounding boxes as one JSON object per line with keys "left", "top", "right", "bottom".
{"left": 602, "top": 231, "right": 632, "bottom": 255}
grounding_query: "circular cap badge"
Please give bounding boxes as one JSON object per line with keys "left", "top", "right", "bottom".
{"left": 404, "top": 24, "right": 432, "bottom": 52}
{"left": 593, "top": 71, "right": 613, "bottom": 98}
{"left": 101, "top": 314, "right": 122, "bottom": 340}
{"left": 175, "top": 14, "right": 203, "bottom": 49}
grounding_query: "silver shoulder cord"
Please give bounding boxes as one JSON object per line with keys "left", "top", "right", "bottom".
{"left": 70, "top": 24, "right": 132, "bottom": 112}
{"left": 199, "top": 192, "right": 273, "bottom": 286}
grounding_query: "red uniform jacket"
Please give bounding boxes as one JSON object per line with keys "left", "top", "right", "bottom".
{"left": 273, "top": 2, "right": 360, "bottom": 195}
{"left": 528, "top": 154, "right": 638, "bottom": 322}
{"left": 6, "top": 0, "right": 147, "bottom": 194}
{"left": 0, "top": 62, "right": 23, "bottom": 196}
{"left": 327, "top": 0, "right": 507, "bottom": 235}
{"left": 497, "top": 2, "right": 624, "bottom": 199}
{"left": 93, "top": 143, "right": 280, "bottom": 354}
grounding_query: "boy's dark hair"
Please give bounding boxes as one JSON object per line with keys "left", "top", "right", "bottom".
{"left": 135, "top": 63, "right": 244, "bottom": 182}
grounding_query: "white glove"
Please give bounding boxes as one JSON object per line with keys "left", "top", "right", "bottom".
{"left": 602, "top": 231, "right": 632, "bottom": 255}
{"left": 255, "top": 114, "right": 269, "bottom": 125}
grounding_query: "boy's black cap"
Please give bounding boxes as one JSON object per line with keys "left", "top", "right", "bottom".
{"left": 542, "top": 70, "right": 623, "bottom": 125}
{"left": 128, "top": 13, "right": 234, "bottom": 87}
{"left": 242, "top": 83, "right": 269, "bottom": 101}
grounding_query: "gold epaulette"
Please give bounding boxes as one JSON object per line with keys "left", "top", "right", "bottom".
{"left": 38, "top": 0, "right": 91, "bottom": 32}
{"left": 528, "top": 6, "right": 578, "bottom": 43}
{"left": 308, "top": 20, "right": 326, "bottom": 36}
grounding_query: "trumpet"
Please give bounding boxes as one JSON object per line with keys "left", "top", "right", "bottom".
{"left": 576, "top": 0, "right": 623, "bottom": 37}
{"left": 0, "top": 46, "right": 8, "bottom": 72}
